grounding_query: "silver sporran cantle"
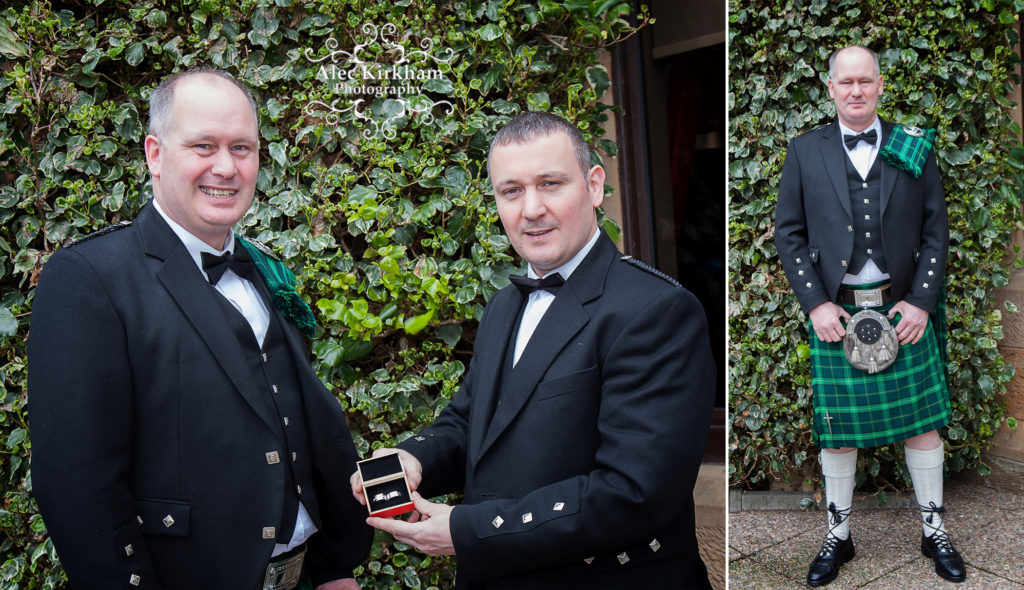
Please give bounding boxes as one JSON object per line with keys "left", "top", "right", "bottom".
{"left": 843, "top": 309, "right": 899, "bottom": 374}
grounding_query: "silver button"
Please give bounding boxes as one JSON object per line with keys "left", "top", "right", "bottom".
{"left": 137, "top": 515, "right": 144, "bottom": 525}
{"left": 125, "top": 544, "right": 135, "bottom": 557}
{"left": 806, "top": 282, "right": 812, "bottom": 288}
{"left": 928, "top": 270, "right": 934, "bottom": 276}
{"left": 862, "top": 182, "right": 868, "bottom": 188}
{"left": 266, "top": 451, "right": 280, "bottom": 464}
{"left": 415, "top": 436, "right": 425, "bottom": 441}
{"left": 798, "top": 270, "right": 804, "bottom": 275}
{"left": 263, "top": 527, "right": 276, "bottom": 539}
{"left": 522, "top": 512, "right": 533, "bottom": 524}
{"left": 841, "top": 260, "right": 847, "bottom": 267}
{"left": 848, "top": 225, "right": 853, "bottom": 232}
{"left": 283, "top": 417, "right": 290, "bottom": 426}
{"left": 553, "top": 502, "right": 565, "bottom": 511}
{"left": 931, "top": 257, "right": 937, "bottom": 264}
{"left": 864, "top": 214, "right": 870, "bottom": 220}
{"left": 617, "top": 552, "right": 630, "bottom": 565}
{"left": 650, "top": 538, "right": 661, "bottom": 552}
{"left": 162, "top": 514, "right": 175, "bottom": 528}
{"left": 923, "top": 283, "right": 929, "bottom": 288}
{"left": 129, "top": 574, "right": 141, "bottom": 586}
{"left": 262, "top": 353, "right": 268, "bottom": 362}
{"left": 864, "top": 198, "right": 869, "bottom": 203}
{"left": 795, "top": 257, "right": 802, "bottom": 264}
{"left": 865, "top": 232, "right": 871, "bottom": 238}
{"left": 867, "top": 248, "right": 873, "bottom": 254}
{"left": 583, "top": 557, "right": 595, "bottom": 564}
{"left": 272, "top": 384, "right": 279, "bottom": 394}
{"left": 292, "top": 452, "right": 297, "bottom": 462}
{"left": 297, "top": 485, "right": 302, "bottom": 495}
{"left": 492, "top": 516, "right": 504, "bottom": 529}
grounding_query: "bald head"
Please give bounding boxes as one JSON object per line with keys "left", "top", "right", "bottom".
{"left": 828, "top": 46, "right": 880, "bottom": 80}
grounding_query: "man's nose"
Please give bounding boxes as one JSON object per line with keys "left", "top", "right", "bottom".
{"left": 521, "top": 188, "right": 546, "bottom": 219}
{"left": 210, "top": 149, "right": 236, "bottom": 177}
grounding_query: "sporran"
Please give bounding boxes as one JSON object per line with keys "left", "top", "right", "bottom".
{"left": 843, "top": 308, "right": 898, "bottom": 374}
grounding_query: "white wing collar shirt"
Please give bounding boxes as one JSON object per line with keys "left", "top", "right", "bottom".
{"left": 838, "top": 116, "right": 889, "bottom": 285}
{"left": 513, "top": 228, "right": 601, "bottom": 366}
{"left": 151, "top": 199, "right": 316, "bottom": 556}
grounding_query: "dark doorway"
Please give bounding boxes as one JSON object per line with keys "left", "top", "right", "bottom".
{"left": 612, "top": 4, "right": 725, "bottom": 463}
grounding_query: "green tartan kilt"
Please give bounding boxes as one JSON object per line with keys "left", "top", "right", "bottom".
{"left": 809, "top": 301, "right": 951, "bottom": 448}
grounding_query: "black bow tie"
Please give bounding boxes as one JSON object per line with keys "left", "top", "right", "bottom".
{"left": 844, "top": 129, "right": 877, "bottom": 149}
{"left": 201, "top": 247, "right": 254, "bottom": 285}
{"left": 508, "top": 273, "right": 564, "bottom": 296}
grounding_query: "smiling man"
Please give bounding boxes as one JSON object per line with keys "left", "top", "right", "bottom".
{"left": 774, "top": 46, "right": 961, "bottom": 586}
{"left": 351, "top": 111, "right": 716, "bottom": 589}
{"left": 29, "top": 69, "right": 371, "bottom": 589}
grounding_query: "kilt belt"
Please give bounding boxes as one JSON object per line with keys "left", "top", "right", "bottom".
{"left": 808, "top": 282, "right": 951, "bottom": 449}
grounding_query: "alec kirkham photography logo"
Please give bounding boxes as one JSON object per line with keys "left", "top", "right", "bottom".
{"left": 303, "top": 23, "right": 455, "bottom": 139}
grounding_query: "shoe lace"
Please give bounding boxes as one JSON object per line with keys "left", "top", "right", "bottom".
{"left": 920, "top": 501, "right": 953, "bottom": 551}
{"left": 818, "top": 502, "right": 851, "bottom": 556}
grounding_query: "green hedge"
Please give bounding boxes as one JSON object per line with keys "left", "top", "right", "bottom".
{"left": 0, "top": 0, "right": 641, "bottom": 586}
{"left": 729, "top": 0, "right": 1023, "bottom": 493}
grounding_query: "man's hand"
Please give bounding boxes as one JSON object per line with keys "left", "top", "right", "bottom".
{"left": 889, "top": 300, "right": 930, "bottom": 345}
{"left": 350, "top": 448, "right": 423, "bottom": 506}
{"left": 366, "top": 492, "right": 455, "bottom": 556}
{"left": 316, "top": 579, "right": 360, "bottom": 590}
{"left": 808, "top": 301, "right": 851, "bottom": 342}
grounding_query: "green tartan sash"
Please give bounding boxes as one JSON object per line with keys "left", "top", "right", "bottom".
{"left": 808, "top": 284, "right": 951, "bottom": 448}
{"left": 236, "top": 236, "right": 320, "bottom": 338}
{"left": 880, "top": 124, "right": 936, "bottom": 179}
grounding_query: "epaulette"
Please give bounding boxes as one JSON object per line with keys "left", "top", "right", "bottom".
{"left": 243, "top": 237, "right": 281, "bottom": 261}
{"left": 620, "top": 255, "right": 681, "bottom": 288}
{"left": 67, "top": 221, "right": 132, "bottom": 247}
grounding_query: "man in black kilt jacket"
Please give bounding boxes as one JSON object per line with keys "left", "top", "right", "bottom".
{"left": 774, "top": 45, "right": 965, "bottom": 586}
{"left": 29, "top": 69, "right": 371, "bottom": 589}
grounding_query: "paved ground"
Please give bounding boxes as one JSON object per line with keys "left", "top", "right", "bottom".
{"left": 729, "top": 455, "right": 1024, "bottom": 589}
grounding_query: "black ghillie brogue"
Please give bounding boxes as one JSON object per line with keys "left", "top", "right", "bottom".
{"left": 919, "top": 502, "right": 966, "bottom": 583}
{"left": 806, "top": 503, "right": 855, "bottom": 587}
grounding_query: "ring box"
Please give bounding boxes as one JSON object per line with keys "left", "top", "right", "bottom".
{"left": 357, "top": 453, "right": 414, "bottom": 518}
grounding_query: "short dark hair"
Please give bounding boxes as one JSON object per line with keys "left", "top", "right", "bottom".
{"left": 487, "top": 111, "right": 593, "bottom": 178}
{"left": 148, "top": 68, "right": 258, "bottom": 138}
{"left": 828, "top": 45, "right": 880, "bottom": 79}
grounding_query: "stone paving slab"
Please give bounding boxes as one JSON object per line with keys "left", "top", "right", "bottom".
{"left": 727, "top": 455, "right": 1024, "bottom": 589}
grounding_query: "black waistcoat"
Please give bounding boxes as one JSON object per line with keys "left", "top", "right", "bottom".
{"left": 211, "top": 288, "right": 320, "bottom": 542}
{"left": 846, "top": 153, "right": 886, "bottom": 274}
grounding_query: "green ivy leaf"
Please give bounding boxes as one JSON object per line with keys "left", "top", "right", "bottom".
{"left": 125, "top": 42, "right": 145, "bottom": 66}
{"left": 268, "top": 142, "right": 287, "bottom": 166}
{"left": 403, "top": 310, "right": 434, "bottom": 335}
{"left": 0, "top": 21, "right": 28, "bottom": 59}
{"left": 585, "top": 65, "right": 610, "bottom": 99}
{"left": 478, "top": 24, "right": 503, "bottom": 42}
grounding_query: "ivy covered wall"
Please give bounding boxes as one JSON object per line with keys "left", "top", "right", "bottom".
{"left": 0, "top": 0, "right": 639, "bottom": 586}
{"left": 729, "top": 0, "right": 1023, "bottom": 492}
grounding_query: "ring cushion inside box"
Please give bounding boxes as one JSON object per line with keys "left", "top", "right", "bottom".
{"left": 365, "top": 478, "right": 412, "bottom": 511}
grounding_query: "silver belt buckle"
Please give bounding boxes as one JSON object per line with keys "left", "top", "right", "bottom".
{"left": 264, "top": 546, "right": 306, "bottom": 590}
{"left": 853, "top": 288, "right": 883, "bottom": 308}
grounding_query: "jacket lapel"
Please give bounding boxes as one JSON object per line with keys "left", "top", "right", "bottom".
{"left": 819, "top": 121, "right": 853, "bottom": 219}
{"left": 137, "top": 205, "right": 281, "bottom": 434}
{"left": 474, "top": 233, "right": 614, "bottom": 463}
{"left": 878, "top": 118, "right": 898, "bottom": 214}
{"left": 467, "top": 288, "right": 524, "bottom": 463}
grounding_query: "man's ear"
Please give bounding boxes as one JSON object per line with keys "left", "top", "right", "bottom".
{"left": 144, "top": 135, "right": 162, "bottom": 177}
{"left": 587, "top": 164, "right": 606, "bottom": 207}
